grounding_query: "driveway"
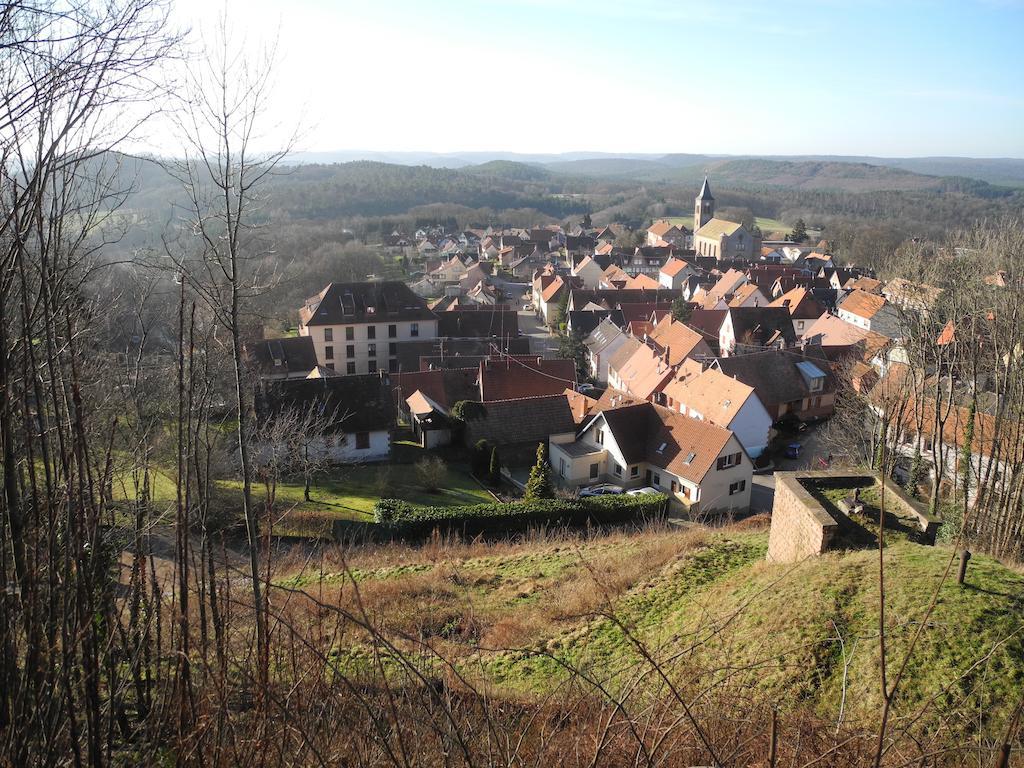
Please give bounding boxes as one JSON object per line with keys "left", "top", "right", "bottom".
{"left": 748, "top": 422, "right": 832, "bottom": 515}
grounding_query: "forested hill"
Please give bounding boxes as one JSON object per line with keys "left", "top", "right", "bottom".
{"left": 119, "top": 158, "right": 587, "bottom": 221}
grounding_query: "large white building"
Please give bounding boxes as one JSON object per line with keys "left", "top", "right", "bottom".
{"left": 298, "top": 282, "right": 438, "bottom": 375}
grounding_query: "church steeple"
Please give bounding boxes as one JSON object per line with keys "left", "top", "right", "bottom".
{"left": 694, "top": 176, "right": 715, "bottom": 232}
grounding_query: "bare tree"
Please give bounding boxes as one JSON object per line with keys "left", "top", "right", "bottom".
{"left": 164, "top": 11, "right": 295, "bottom": 681}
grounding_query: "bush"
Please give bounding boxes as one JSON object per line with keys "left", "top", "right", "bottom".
{"left": 415, "top": 455, "right": 446, "bottom": 491}
{"left": 372, "top": 493, "right": 669, "bottom": 535}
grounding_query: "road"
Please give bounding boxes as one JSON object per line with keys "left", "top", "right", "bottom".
{"left": 749, "top": 423, "right": 832, "bottom": 515}
{"left": 518, "top": 309, "right": 560, "bottom": 357}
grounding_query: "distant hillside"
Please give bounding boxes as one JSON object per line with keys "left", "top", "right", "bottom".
{"left": 294, "top": 150, "right": 1024, "bottom": 188}
{"left": 461, "top": 160, "right": 552, "bottom": 182}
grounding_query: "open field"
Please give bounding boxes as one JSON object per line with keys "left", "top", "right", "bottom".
{"left": 273, "top": 519, "right": 1024, "bottom": 733}
{"left": 755, "top": 216, "right": 792, "bottom": 235}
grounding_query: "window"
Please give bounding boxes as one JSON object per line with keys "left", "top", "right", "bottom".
{"left": 388, "top": 324, "right": 397, "bottom": 338}
{"left": 324, "top": 328, "right": 333, "bottom": 342}
{"left": 389, "top": 342, "right": 397, "bottom": 355}
{"left": 614, "top": 463, "right": 622, "bottom": 477}
{"left": 389, "top": 358, "right": 399, "bottom": 373}
{"left": 346, "top": 345, "right": 355, "bottom": 358}
{"left": 683, "top": 485, "right": 692, "bottom": 500}
{"left": 367, "top": 326, "right": 376, "bottom": 340}
{"left": 345, "top": 327, "right": 354, "bottom": 341}
{"left": 325, "top": 362, "right": 335, "bottom": 371}
{"left": 716, "top": 452, "right": 742, "bottom": 470}
{"left": 596, "top": 428, "right": 604, "bottom": 446}
{"left": 653, "top": 473, "right": 661, "bottom": 487}
{"left": 410, "top": 322, "right": 419, "bottom": 337}
{"left": 368, "top": 361, "right": 377, "bottom": 373}
{"left": 809, "top": 376, "right": 824, "bottom": 393}
{"left": 729, "top": 480, "right": 746, "bottom": 495}
{"left": 355, "top": 432, "right": 370, "bottom": 450}
{"left": 630, "top": 465, "right": 639, "bottom": 478}
{"left": 589, "top": 463, "right": 599, "bottom": 479}
{"left": 346, "top": 362, "right": 356, "bottom": 375}
{"left": 559, "top": 458, "right": 567, "bottom": 478}
{"left": 324, "top": 345, "right": 334, "bottom": 360}
{"left": 367, "top": 343, "right": 376, "bottom": 357}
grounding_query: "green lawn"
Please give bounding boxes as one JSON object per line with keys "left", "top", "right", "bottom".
{"left": 755, "top": 216, "right": 792, "bottom": 235}
{"left": 113, "top": 461, "right": 495, "bottom": 538}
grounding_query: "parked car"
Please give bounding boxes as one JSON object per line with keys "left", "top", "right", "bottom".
{"left": 785, "top": 442, "right": 803, "bottom": 459}
{"left": 626, "top": 486, "right": 660, "bottom": 496}
{"left": 523, "top": 302, "right": 534, "bottom": 311}
{"left": 579, "top": 483, "right": 624, "bottom": 497}
{"left": 575, "top": 383, "right": 595, "bottom": 393}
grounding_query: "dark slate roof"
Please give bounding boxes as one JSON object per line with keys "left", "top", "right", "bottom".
{"left": 685, "top": 309, "right": 727, "bottom": 352}
{"left": 712, "top": 344, "right": 836, "bottom": 412}
{"left": 463, "top": 394, "right": 577, "bottom": 447}
{"left": 392, "top": 337, "right": 530, "bottom": 373}
{"left": 478, "top": 357, "right": 577, "bottom": 401}
{"left": 436, "top": 308, "right": 520, "bottom": 339}
{"left": 599, "top": 404, "right": 652, "bottom": 464}
{"left": 300, "top": 281, "right": 435, "bottom": 326}
{"left": 566, "top": 309, "right": 625, "bottom": 336}
{"left": 697, "top": 176, "right": 714, "bottom": 201}
{"left": 257, "top": 375, "right": 395, "bottom": 434}
{"left": 245, "top": 336, "right": 318, "bottom": 376}
{"left": 727, "top": 307, "right": 797, "bottom": 347}
{"left": 568, "top": 288, "right": 681, "bottom": 311}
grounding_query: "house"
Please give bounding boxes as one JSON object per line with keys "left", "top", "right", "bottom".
{"left": 538, "top": 275, "right": 569, "bottom": 326}
{"left": 462, "top": 394, "right": 578, "bottom": 464}
{"left": 882, "top": 278, "right": 942, "bottom": 313}
{"left": 719, "top": 306, "right": 796, "bottom": 356}
{"left": 571, "top": 254, "right": 607, "bottom": 289}
{"left": 566, "top": 308, "right": 625, "bottom": 337}
{"left": 245, "top": 336, "right": 319, "bottom": 381}
{"left": 549, "top": 401, "right": 752, "bottom": 515}
{"left": 646, "top": 314, "right": 713, "bottom": 365}
{"left": 837, "top": 289, "right": 901, "bottom": 337}
{"left": 607, "top": 341, "right": 678, "bottom": 402}
{"left": 872, "top": 364, "right": 1021, "bottom": 501}
{"left": 478, "top": 356, "right": 577, "bottom": 401}
{"left": 255, "top": 374, "right": 396, "bottom": 463}
{"left": 647, "top": 220, "right": 689, "bottom": 248}
{"left": 684, "top": 309, "right": 727, "bottom": 355}
{"left": 396, "top": 368, "right": 479, "bottom": 448}
{"left": 298, "top": 282, "right": 438, "bottom": 375}
{"left": 430, "top": 254, "right": 468, "bottom": 283}
{"left": 435, "top": 307, "right": 519, "bottom": 340}
{"left": 726, "top": 282, "right": 769, "bottom": 308}
{"left": 564, "top": 388, "right": 599, "bottom": 426}
{"left": 391, "top": 336, "right": 531, "bottom": 374}
{"left": 712, "top": 345, "right": 836, "bottom": 422}
{"left": 585, "top": 318, "right": 632, "bottom": 383}
{"left": 769, "top": 286, "right": 827, "bottom": 338}
{"left": 662, "top": 368, "right": 773, "bottom": 458}
{"left": 695, "top": 268, "right": 749, "bottom": 309}
{"left": 659, "top": 257, "right": 696, "bottom": 289}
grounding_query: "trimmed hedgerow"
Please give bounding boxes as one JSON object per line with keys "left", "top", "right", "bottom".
{"left": 373, "top": 493, "right": 668, "bottom": 536}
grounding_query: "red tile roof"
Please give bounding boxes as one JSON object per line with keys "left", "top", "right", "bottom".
{"left": 478, "top": 357, "right": 577, "bottom": 401}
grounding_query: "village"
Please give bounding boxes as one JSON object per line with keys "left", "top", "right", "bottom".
{"left": 242, "top": 177, "right": 999, "bottom": 538}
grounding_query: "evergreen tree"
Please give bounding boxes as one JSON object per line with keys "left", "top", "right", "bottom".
{"left": 790, "top": 218, "right": 808, "bottom": 243}
{"left": 905, "top": 445, "right": 924, "bottom": 499}
{"left": 524, "top": 442, "right": 555, "bottom": 500}
{"left": 488, "top": 446, "right": 501, "bottom": 487}
{"left": 671, "top": 296, "right": 693, "bottom": 323}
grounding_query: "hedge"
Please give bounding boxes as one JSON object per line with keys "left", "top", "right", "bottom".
{"left": 373, "top": 493, "right": 669, "bottom": 536}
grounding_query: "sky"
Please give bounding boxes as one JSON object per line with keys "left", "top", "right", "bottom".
{"left": 161, "top": 0, "right": 1024, "bottom": 158}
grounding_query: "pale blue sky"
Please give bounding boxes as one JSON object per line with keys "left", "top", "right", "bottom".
{"left": 168, "top": 0, "right": 1024, "bottom": 157}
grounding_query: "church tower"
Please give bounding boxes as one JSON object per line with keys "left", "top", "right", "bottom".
{"left": 694, "top": 176, "right": 715, "bottom": 232}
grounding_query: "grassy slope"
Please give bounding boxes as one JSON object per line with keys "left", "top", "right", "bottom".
{"left": 297, "top": 527, "right": 1024, "bottom": 733}
{"left": 493, "top": 535, "right": 1024, "bottom": 730}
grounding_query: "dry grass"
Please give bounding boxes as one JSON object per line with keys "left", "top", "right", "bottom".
{"left": 273, "top": 522, "right": 710, "bottom": 656}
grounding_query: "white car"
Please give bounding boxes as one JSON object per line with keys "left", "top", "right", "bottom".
{"left": 626, "top": 486, "right": 660, "bottom": 496}
{"left": 578, "top": 483, "right": 625, "bottom": 497}
{"left": 523, "top": 302, "right": 534, "bottom": 311}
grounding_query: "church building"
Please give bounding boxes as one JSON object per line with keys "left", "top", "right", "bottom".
{"left": 692, "top": 177, "right": 759, "bottom": 261}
